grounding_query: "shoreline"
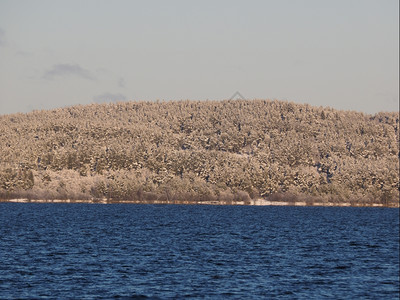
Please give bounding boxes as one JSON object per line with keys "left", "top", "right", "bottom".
{"left": 1, "top": 198, "right": 398, "bottom": 208}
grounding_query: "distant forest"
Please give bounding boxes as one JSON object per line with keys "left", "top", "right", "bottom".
{"left": 0, "top": 99, "right": 398, "bottom": 206}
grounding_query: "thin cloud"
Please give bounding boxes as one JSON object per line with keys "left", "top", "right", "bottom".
{"left": 43, "top": 64, "right": 95, "bottom": 80}
{"left": 0, "top": 28, "right": 5, "bottom": 47}
{"left": 93, "top": 92, "right": 127, "bottom": 104}
{"left": 16, "top": 50, "right": 32, "bottom": 57}
{"left": 118, "top": 77, "right": 126, "bottom": 88}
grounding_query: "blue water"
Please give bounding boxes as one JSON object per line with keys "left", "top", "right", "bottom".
{"left": 0, "top": 204, "right": 398, "bottom": 299}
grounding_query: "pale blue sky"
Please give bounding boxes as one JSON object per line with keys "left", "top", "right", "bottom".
{"left": 0, "top": 0, "right": 398, "bottom": 115}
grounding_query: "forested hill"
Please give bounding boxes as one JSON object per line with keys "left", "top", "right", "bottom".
{"left": 0, "top": 99, "right": 399, "bottom": 206}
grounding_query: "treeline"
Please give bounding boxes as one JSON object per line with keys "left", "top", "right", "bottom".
{"left": 0, "top": 99, "right": 398, "bottom": 206}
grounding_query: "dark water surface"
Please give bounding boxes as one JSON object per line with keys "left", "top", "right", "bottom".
{"left": 0, "top": 203, "right": 398, "bottom": 299}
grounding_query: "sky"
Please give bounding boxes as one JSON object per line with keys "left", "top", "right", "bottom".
{"left": 0, "top": 0, "right": 398, "bottom": 115}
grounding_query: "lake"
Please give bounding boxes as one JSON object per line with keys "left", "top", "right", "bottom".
{"left": 0, "top": 203, "right": 398, "bottom": 299}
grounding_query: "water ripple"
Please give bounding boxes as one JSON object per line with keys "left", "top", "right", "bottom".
{"left": 0, "top": 204, "right": 398, "bottom": 299}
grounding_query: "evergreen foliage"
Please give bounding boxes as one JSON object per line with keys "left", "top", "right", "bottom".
{"left": 0, "top": 99, "right": 398, "bottom": 206}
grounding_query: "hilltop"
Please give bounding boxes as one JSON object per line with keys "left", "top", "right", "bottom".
{"left": 0, "top": 99, "right": 398, "bottom": 206}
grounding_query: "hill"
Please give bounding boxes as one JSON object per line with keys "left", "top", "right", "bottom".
{"left": 0, "top": 99, "right": 398, "bottom": 206}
